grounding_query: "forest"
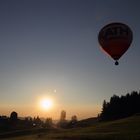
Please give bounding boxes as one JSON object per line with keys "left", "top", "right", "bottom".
{"left": 99, "top": 91, "right": 140, "bottom": 121}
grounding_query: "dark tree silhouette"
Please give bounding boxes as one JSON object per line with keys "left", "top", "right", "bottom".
{"left": 10, "top": 111, "right": 18, "bottom": 121}
{"left": 33, "top": 116, "right": 43, "bottom": 127}
{"left": 100, "top": 91, "right": 140, "bottom": 121}
{"left": 71, "top": 115, "right": 78, "bottom": 124}
{"left": 44, "top": 118, "right": 53, "bottom": 128}
{"left": 67, "top": 115, "right": 78, "bottom": 128}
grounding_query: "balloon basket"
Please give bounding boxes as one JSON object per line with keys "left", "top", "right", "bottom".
{"left": 115, "top": 61, "right": 119, "bottom": 65}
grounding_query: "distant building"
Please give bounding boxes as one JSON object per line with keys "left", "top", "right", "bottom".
{"left": 60, "top": 110, "right": 66, "bottom": 121}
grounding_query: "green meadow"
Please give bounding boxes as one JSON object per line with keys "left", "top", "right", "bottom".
{"left": 1, "top": 115, "right": 140, "bottom": 140}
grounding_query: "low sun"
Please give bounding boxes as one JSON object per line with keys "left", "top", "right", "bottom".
{"left": 39, "top": 98, "right": 53, "bottom": 111}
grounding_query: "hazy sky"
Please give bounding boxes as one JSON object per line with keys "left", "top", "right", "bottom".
{"left": 0, "top": 0, "right": 140, "bottom": 119}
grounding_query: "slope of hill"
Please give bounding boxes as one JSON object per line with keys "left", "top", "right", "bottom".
{"left": 73, "top": 117, "right": 98, "bottom": 127}
{"left": 2, "top": 115, "right": 140, "bottom": 140}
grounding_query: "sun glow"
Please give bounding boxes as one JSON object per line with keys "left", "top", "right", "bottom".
{"left": 39, "top": 98, "right": 53, "bottom": 111}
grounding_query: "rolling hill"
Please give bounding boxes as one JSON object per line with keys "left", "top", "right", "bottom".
{"left": 1, "top": 114, "right": 140, "bottom": 140}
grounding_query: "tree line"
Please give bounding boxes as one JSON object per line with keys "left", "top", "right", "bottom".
{"left": 0, "top": 110, "right": 78, "bottom": 132}
{"left": 99, "top": 91, "right": 140, "bottom": 121}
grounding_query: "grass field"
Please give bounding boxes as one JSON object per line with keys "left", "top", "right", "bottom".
{"left": 1, "top": 115, "right": 140, "bottom": 140}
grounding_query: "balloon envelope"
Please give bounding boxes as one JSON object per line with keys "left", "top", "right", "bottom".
{"left": 98, "top": 23, "right": 133, "bottom": 63}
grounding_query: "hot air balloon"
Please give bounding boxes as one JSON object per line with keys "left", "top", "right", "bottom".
{"left": 98, "top": 22, "right": 133, "bottom": 65}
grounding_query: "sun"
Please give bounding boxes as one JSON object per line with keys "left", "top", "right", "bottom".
{"left": 39, "top": 98, "right": 53, "bottom": 111}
